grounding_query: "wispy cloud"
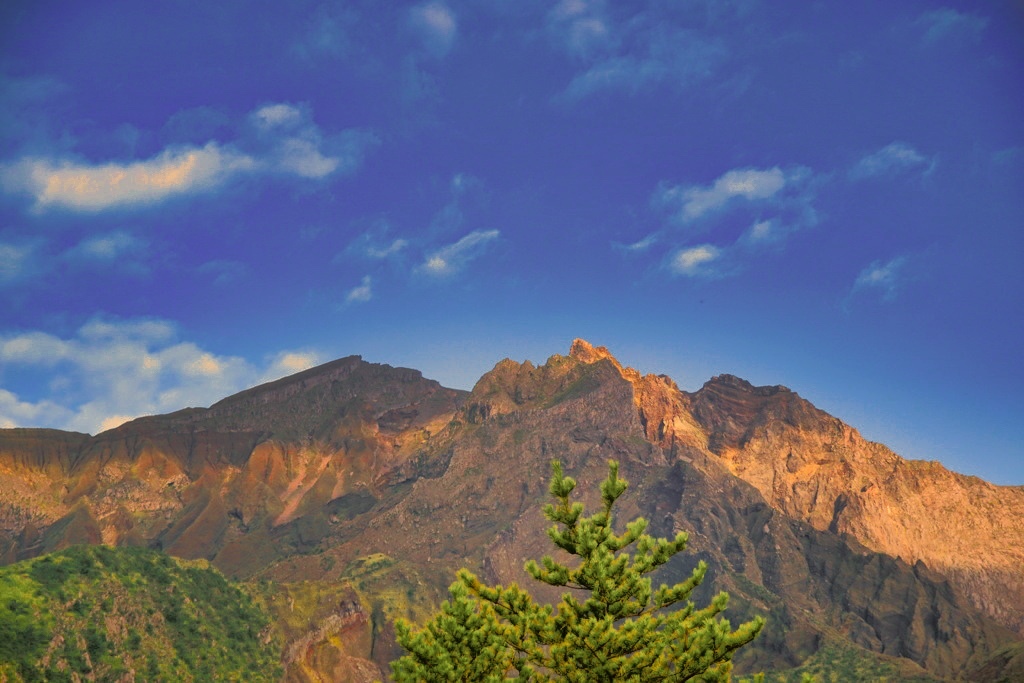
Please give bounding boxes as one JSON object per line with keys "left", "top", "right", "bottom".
{"left": 617, "top": 234, "right": 657, "bottom": 253}
{"left": 852, "top": 256, "right": 908, "bottom": 301}
{"left": 739, "top": 219, "right": 776, "bottom": 246}
{"left": 198, "top": 259, "right": 248, "bottom": 286}
{"left": 0, "top": 317, "right": 321, "bottom": 434}
{"left": 546, "top": 0, "right": 612, "bottom": 60}
{"left": 644, "top": 165, "right": 820, "bottom": 281}
{"left": 409, "top": 1, "right": 457, "bottom": 58}
{"left": 345, "top": 275, "right": 373, "bottom": 304}
{"left": 343, "top": 220, "right": 410, "bottom": 262}
{"left": 292, "top": 4, "right": 357, "bottom": 61}
{"left": 62, "top": 230, "right": 146, "bottom": 263}
{"left": 426, "top": 173, "right": 484, "bottom": 237}
{"left": 849, "top": 142, "right": 935, "bottom": 180}
{"left": 0, "top": 103, "right": 377, "bottom": 213}
{"left": 0, "top": 241, "right": 37, "bottom": 284}
{"left": 549, "top": 5, "right": 730, "bottom": 102}
{"left": 419, "top": 229, "right": 500, "bottom": 277}
{"left": 917, "top": 8, "right": 988, "bottom": 45}
{"left": 563, "top": 29, "right": 727, "bottom": 100}
{"left": 656, "top": 167, "right": 788, "bottom": 224}
{"left": 669, "top": 244, "right": 721, "bottom": 278}
{"left": 248, "top": 102, "right": 378, "bottom": 178}
{"left": 367, "top": 239, "right": 408, "bottom": 258}
{"left": 1, "top": 232, "right": 150, "bottom": 286}
{"left": 0, "top": 73, "right": 68, "bottom": 156}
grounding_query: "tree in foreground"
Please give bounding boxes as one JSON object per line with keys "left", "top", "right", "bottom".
{"left": 392, "top": 460, "right": 765, "bottom": 682}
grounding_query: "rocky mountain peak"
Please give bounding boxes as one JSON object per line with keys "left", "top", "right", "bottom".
{"left": 568, "top": 338, "right": 618, "bottom": 365}
{"left": 563, "top": 340, "right": 705, "bottom": 450}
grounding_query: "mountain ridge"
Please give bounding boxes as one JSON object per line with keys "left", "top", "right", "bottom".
{"left": 1, "top": 338, "right": 1021, "bottom": 681}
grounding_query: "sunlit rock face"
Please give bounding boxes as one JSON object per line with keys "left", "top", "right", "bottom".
{"left": 566, "top": 338, "right": 1024, "bottom": 637}
{"left": 683, "top": 370, "right": 1024, "bottom": 636}
{"left": 1, "top": 340, "right": 1022, "bottom": 681}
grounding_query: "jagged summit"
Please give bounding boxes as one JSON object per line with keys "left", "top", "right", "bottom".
{"left": 568, "top": 338, "right": 617, "bottom": 364}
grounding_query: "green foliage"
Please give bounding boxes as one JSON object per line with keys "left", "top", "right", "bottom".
{"left": 0, "top": 545, "right": 282, "bottom": 682}
{"left": 0, "top": 572, "right": 52, "bottom": 682}
{"left": 762, "top": 638, "right": 933, "bottom": 683}
{"left": 393, "top": 460, "right": 765, "bottom": 681}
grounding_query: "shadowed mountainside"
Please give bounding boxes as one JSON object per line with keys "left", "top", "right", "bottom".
{"left": 1, "top": 340, "right": 1021, "bottom": 681}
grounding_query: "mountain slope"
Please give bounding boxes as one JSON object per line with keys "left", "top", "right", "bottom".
{"left": 0, "top": 356, "right": 467, "bottom": 576}
{"left": 261, "top": 342, "right": 1019, "bottom": 679}
{"left": 0, "top": 340, "right": 1021, "bottom": 681}
{"left": 687, "top": 371, "right": 1024, "bottom": 635}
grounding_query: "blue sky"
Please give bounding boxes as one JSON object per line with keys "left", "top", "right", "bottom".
{"left": 0, "top": 1, "right": 1021, "bottom": 484}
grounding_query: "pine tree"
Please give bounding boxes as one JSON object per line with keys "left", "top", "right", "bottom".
{"left": 392, "top": 460, "right": 765, "bottom": 682}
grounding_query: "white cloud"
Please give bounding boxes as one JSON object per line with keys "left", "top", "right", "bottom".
{"left": 849, "top": 142, "right": 935, "bottom": 180}
{"left": 0, "top": 388, "right": 72, "bottom": 429}
{"left": 0, "top": 317, "right": 322, "bottom": 434}
{"left": 917, "top": 9, "right": 988, "bottom": 45}
{"left": 670, "top": 244, "right": 720, "bottom": 277}
{"left": 262, "top": 352, "right": 319, "bottom": 382}
{"left": 345, "top": 275, "right": 373, "bottom": 303}
{"left": 658, "top": 167, "right": 787, "bottom": 223}
{"left": 0, "top": 330, "right": 72, "bottom": 364}
{"left": 419, "top": 229, "right": 500, "bottom": 277}
{"left": 251, "top": 103, "right": 304, "bottom": 130}
{"left": 643, "top": 165, "right": 819, "bottom": 281}
{"left": 0, "top": 143, "right": 255, "bottom": 212}
{"left": 0, "top": 103, "right": 377, "bottom": 213}
{"left": 853, "top": 256, "right": 908, "bottom": 301}
{"left": 409, "top": 1, "right": 457, "bottom": 58}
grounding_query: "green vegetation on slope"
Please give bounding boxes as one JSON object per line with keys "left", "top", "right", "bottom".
{"left": 0, "top": 545, "right": 281, "bottom": 682}
{"left": 761, "top": 638, "right": 941, "bottom": 682}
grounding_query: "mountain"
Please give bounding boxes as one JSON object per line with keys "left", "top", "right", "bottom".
{"left": 1, "top": 340, "right": 1021, "bottom": 681}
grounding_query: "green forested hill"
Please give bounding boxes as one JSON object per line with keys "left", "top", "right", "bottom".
{"left": 0, "top": 545, "right": 281, "bottom": 682}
